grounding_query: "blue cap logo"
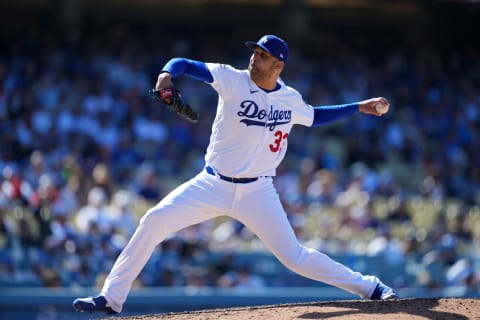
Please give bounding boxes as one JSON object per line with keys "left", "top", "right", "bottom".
{"left": 245, "top": 35, "right": 289, "bottom": 63}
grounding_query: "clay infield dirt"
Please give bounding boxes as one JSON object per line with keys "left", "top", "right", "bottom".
{"left": 105, "top": 298, "right": 479, "bottom": 320}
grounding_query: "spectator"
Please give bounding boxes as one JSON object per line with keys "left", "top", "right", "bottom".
{"left": 74, "top": 187, "right": 113, "bottom": 235}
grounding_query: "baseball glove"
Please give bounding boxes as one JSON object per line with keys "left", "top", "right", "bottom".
{"left": 149, "top": 86, "right": 199, "bottom": 123}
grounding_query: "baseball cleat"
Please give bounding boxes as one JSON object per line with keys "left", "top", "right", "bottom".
{"left": 370, "top": 281, "right": 398, "bottom": 300}
{"left": 72, "top": 295, "right": 118, "bottom": 314}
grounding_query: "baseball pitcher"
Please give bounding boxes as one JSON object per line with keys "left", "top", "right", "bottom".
{"left": 73, "top": 34, "right": 397, "bottom": 314}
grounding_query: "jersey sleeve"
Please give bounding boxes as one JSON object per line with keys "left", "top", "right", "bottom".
{"left": 283, "top": 86, "right": 315, "bottom": 127}
{"left": 296, "top": 102, "right": 315, "bottom": 127}
{"left": 206, "top": 63, "right": 240, "bottom": 99}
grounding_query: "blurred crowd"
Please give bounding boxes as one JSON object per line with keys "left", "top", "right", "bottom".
{"left": 0, "top": 20, "right": 479, "bottom": 296}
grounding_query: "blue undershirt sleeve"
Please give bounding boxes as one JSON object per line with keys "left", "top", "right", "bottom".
{"left": 311, "top": 103, "right": 359, "bottom": 127}
{"left": 162, "top": 58, "right": 213, "bottom": 83}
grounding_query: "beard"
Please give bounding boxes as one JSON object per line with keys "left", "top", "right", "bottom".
{"left": 248, "top": 62, "right": 276, "bottom": 83}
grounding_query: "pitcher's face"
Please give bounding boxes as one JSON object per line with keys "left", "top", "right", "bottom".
{"left": 248, "top": 47, "right": 282, "bottom": 84}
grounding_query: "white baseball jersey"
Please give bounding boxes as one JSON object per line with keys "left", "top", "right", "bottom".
{"left": 205, "top": 63, "right": 314, "bottom": 178}
{"left": 99, "top": 62, "right": 380, "bottom": 313}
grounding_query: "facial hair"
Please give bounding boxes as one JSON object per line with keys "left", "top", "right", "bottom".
{"left": 249, "top": 61, "right": 277, "bottom": 83}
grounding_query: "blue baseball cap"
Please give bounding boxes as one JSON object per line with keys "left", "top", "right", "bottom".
{"left": 245, "top": 35, "right": 289, "bottom": 63}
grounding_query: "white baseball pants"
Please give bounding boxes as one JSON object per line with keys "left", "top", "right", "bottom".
{"left": 101, "top": 170, "right": 379, "bottom": 313}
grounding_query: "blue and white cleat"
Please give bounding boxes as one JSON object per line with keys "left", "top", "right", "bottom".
{"left": 370, "top": 281, "right": 398, "bottom": 300}
{"left": 73, "top": 295, "right": 118, "bottom": 314}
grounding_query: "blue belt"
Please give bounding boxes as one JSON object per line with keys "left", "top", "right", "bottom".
{"left": 205, "top": 166, "right": 258, "bottom": 184}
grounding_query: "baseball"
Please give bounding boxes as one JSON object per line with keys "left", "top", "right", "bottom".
{"left": 375, "top": 103, "right": 389, "bottom": 114}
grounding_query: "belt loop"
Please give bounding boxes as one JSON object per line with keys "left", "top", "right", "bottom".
{"left": 205, "top": 166, "right": 215, "bottom": 176}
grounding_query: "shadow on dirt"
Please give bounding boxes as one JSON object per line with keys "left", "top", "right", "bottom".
{"left": 297, "top": 298, "right": 469, "bottom": 320}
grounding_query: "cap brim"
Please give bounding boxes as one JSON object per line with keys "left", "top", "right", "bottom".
{"left": 245, "top": 41, "right": 257, "bottom": 49}
{"left": 245, "top": 41, "right": 271, "bottom": 55}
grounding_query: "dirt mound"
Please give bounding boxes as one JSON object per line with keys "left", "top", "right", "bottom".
{"left": 110, "top": 298, "right": 479, "bottom": 320}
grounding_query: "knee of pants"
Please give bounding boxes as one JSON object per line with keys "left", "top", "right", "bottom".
{"left": 139, "top": 209, "right": 155, "bottom": 227}
{"left": 126, "top": 217, "right": 167, "bottom": 250}
{"left": 136, "top": 208, "right": 170, "bottom": 239}
{"left": 137, "top": 206, "right": 187, "bottom": 241}
{"left": 275, "top": 243, "right": 305, "bottom": 272}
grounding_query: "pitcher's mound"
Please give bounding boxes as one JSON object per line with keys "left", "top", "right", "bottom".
{"left": 112, "top": 298, "right": 479, "bottom": 320}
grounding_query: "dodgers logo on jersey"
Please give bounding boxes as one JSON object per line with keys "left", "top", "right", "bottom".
{"left": 237, "top": 100, "right": 291, "bottom": 131}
